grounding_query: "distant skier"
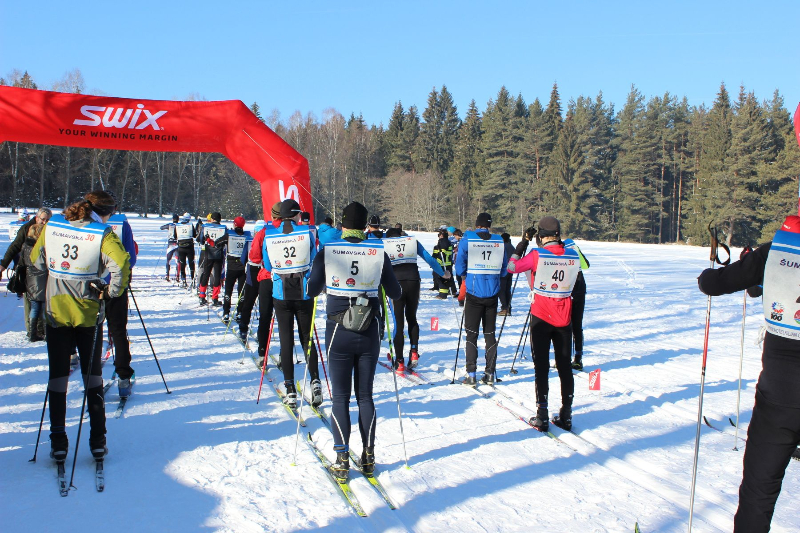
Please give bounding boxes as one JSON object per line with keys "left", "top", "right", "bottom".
{"left": 366, "top": 215, "right": 383, "bottom": 239}
{"left": 433, "top": 229, "right": 457, "bottom": 299}
{"left": 198, "top": 212, "right": 227, "bottom": 306}
{"left": 563, "top": 238, "right": 590, "bottom": 370}
{"left": 159, "top": 214, "right": 180, "bottom": 281}
{"left": 175, "top": 213, "right": 196, "bottom": 287}
{"left": 317, "top": 216, "right": 341, "bottom": 250}
{"left": 307, "top": 202, "right": 402, "bottom": 481}
{"left": 215, "top": 216, "right": 250, "bottom": 323}
{"left": 248, "top": 202, "right": 283, "bottom": 362}
{"left": 507, "top": 216, "right": 579, "bottom": 432}
{"left": 20, "top": 222, "right": 47, "bottom": 342}
{"left": 455, "top": 213, "right": 509, "bottom": 386}
{"left": 497, "top": 233, "right": 515, "bottom": 315}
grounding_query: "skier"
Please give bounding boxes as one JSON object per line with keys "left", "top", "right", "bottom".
{"left": 31, "top": 191, "right": 130, "bottom": 462}
{"left": 497, "top": 233, "right": 515, "bottom": 315}
{"left": 215, "top": 216, "right": 250, "bottom": 323}
{"left": 307, "top": 201, "right": 402, "bottom": 481}
{"left": 262, "top": 199, "right": 322, "bottom": 407}
{"left": 433, "top": 229, "right": 457, "bottom": 299}
{"left": 507, "top": 216, "right": 580, "bottom": 432}
{"left": 451, "top": 228, "right": 464, "bottom": 305}
{"left": 455, "top": 213, "right": 509, "bottom": 385}
{"left": 563, "top": 237, "right": 590, "bottom": 370}
{"left": 159, "top": 214, "right": 180, "bottom": 281}
{"left": 20, "top": 222, "right": 47, "bottom": 342}
{"left": 366, "top": 215, "right": 383, "bottom": 239}
{"left": 317, "top": 216, "right": 342, "bottom": 249}
{"left": 198, "top": 212, "right": 227, "bottom": 306}
{"left": 384, "top": 227, "right": 449, "bottom": 370}
{"left": 697, "top": 215, "right": 800, "bottom": 532}
{"left": 105, "top": 209, "right": 139, "bottom": 397}
{"left": 248, "top": 202, "right": 283, "bottom": 362}
{"left": 175, "top": 213, "right": 196, "bottom": 287}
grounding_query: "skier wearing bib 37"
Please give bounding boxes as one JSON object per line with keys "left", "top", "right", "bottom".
{"left": 215, "top": 216, "right": 250, "bottom": 323}
{"left": 31, "top": 191, "right": 131, "bottom": 462}
{"left": 262, "top": 199, "right": 322, "bottom": 408}
{"left": 698, "top": 215, "right": 800, "bottom": 533}
{"left": 507, "top": 216, "right": 579, "bottom": 432}
{"left": 307, "top": 202, "right": 402, "bottom": 481}
{"left": 384, "top": 227, "right": 449, "bottom": 370}
{"left": 455, "top": 212, "right": 509, "bottom": 386}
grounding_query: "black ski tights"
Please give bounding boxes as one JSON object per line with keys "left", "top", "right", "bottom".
{"left": 273, "top": 298, "right": 319, "bottom": 382}
{"left": 529, "top": 315, "right": 574, "bottom": 410}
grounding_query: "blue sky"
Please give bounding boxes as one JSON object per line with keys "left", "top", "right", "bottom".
{"left": 2, "top": 1, "right": 799, "bottom": 126}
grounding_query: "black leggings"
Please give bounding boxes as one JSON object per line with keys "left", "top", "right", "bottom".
{"left": 199, "top": 258, "right": 223, "bottom": 292}
{"left": 105, "top": 289, "right": 133, "bottom": 380}
{"left": 257, "top": 279, "right": 274, "bottom": 354}
{"left": 572, "top": 272, "right": 587, "bottom": 354}
{"left": 165, "top": 247, "right": 178, "bottom": 274}
{"left": 273, "top": 298, "right": 319, "bottom": 382}
{"left": 529, "top": 315, "right": 574, "bottom": 409}
{"left": 326, "top": 318, "right": 380, "bottom": 452}
{"left": 222, "top": 266, "right": 246, "bottom": 315}
{"left": 46, "top": 323, "right": 106, "bottom": 442}
{"left": 392, "top": 279, "right": 420, "bottom": 361}
{"left": 176, "top": 247, "right": 195, "bottom": 280}
{"left": 464, "top": 293, "right": 499, "bottom": 374}
{"left": 238, "top": 265, "right": 260, "bottom": 334}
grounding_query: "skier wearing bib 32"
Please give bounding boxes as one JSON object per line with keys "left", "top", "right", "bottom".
{"left": 455, "top": 212, "right": 509, "bottom": 385}
{"left": 507, "top": 216, "right": 579, "bottom": 432}
{"left": 698, "top": 215, "right": 800, "bottom": 533}
{"left": 31, "top": 191, "right": 131, "bottom": 462}
{"left": 215, "top": 216, "right": 250, "bottom": 323}
{"left": 384, "top": 227, "right": 448, "bottom": 370}
{"left": 307, "top": 202, "right": 402, "bottom": 482}
{"left": 262, "top": 199, "right": 322, "bottom": 408}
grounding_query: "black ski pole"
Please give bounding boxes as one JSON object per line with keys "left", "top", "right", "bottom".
{"left": 129, "top": 285, "right": 171, "bottom": 394}
{"left": 508, "top": 312, "right": 531, "bottom": 376}
{"left": 68, "top": 309, "right": 104, "bottom": 491}
{"left": 28, "top": 389, "right": 49, "bottom": 463}
{"left": 450, "top": 311, "right": 465, "bottom": 384}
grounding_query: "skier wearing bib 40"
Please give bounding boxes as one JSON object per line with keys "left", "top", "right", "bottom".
{"left": 698, "top": 215, "right": 800, "bottom": 533}
{"left": 455, "top": 212, "right": 509, "bottom": 386}
{"left": 307, "top": 202, "right": 402, "bottom": 481}
{"left": 215, "top": 216, "right": 250, "bottom": 323}
{"left": 384, "top": 227, "right": 448, "bottom": 370}
{"left": 30, "top": 191, "right": 131, "bottom": 463}
{"left": 159, "top": 214, "right": 180, "bottom": 281}
{"left": 198, "top": 212, "right": 227, "bottom": 306}
{"left": 262, "top": 199, "right": 323, "bottom": 408}
{"left": 507, "top": 216, "right": 579, "bottom": 432}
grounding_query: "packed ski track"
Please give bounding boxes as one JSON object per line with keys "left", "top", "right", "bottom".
{"left": 0, "top": 213, "right": 797, "bottom": 533}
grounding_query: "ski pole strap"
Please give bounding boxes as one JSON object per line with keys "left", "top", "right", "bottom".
{"left": 707, "top": 222, "right": 731, "bottom": 266}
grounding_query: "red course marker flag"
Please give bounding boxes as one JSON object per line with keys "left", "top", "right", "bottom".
{"left": 430, "top": 317, "right": 439, "bottom": 331}
{"left": 589, "top": 369, "right": 601, "bottom": 391}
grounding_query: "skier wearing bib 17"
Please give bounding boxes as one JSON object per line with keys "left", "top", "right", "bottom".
{"left": 262, "top": 199, "right": 322, "bottom": 408}
{"left": 383, "top": 227, "right": 449, "bottom": 370}
{"left": 307, "top": 202, "right": 402, "bottom": 482}
{"left": 30, "top": 191, "right": 131, "bottom": 463}
{"left": 454, "top": 212, "right": 509, "bottom": 386}
{"left": 507, "top": 216, "right": 579, "bottom": 432}
{"left": 698, "top": 215, "right": 800, "bottom": 533}
{"left": 215, "top": 216, "right": 250, "bottom": 323}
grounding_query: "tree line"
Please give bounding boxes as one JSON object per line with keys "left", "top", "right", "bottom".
{"left": 2, "top": 68, "right": 799, "bottom": 246}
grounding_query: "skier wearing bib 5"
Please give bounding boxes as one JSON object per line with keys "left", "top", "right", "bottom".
{"left": 215, "top": 216, "right": 251, "bottom": 323}
{"left": 307, "top": 202, "right": 402, "bottom": 482}
{"left": 507, "top": 216, "right": 579, "bottom": 432}
{"left": 383, "top": 227, "right": 448, "bottom": 370}
{"left": 454, "top": 212, "right": 509, "bottom": 386}
{"left": 30, "top": 191, "right": 131, "bottom": 462}
{"left": 698, "top": 215, "right": 800, "bottom": 532}
{"left": 262, "top": 199, "right": 323, "bottom": 408}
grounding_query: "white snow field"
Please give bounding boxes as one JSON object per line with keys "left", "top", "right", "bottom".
{"left": 0, "top": 212, "right": 797, "bottom": 533}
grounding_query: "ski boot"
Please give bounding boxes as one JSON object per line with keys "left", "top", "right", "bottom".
{"left": 180, "top": 280, "right": 188, "bottom": 289}
{"left": 498, "top": 308, "right": 510, "bottom": 317}
{"left": 552, "top": 407, "right": 572, "bottom": 431}
{"left": 90, "top": 435, "right": 108, "bottom": 459}
{"left": 199, "top": 296, "right": 208, "bottom": 306}
{"left": 212, "top": 299, "right": 222, "bottom": 307}
{"left": 283, "top": 381, "right": 297, "bottom": 409}
{"left": 164, "top": 274, "right": 171, "bottom": 282}
{"left": 331, "top": 452, "right": 350, "bottom": 482}
{"left": 390, "top": 353, "right": 405, "bottom": 372}
{"left": 256, "top": 347, "right": 266, "bottom": 370}
{"left": 462, "top": 372, "right": 477, "bottom": 387}
{"left": 49, "top": 431, "right": 68, "bottom": 463}
{"left": 572, "top": 352, "right": 583, "bottom": 371}
{"left": 118, "top": 373, "right": 135, "bottom": 398}
{"left": 240, "top": 328, "right": 249, "bottom": 344}
{"left": 310, "top": 379, "right": 324, "bottom": 407}
{"left": 408, "top": 350, "right": 420, "bottom": 370}
{"left": 360, "top": 446, "right": 375, "bottom": 475}
{"left": 480, "top": 372, "right": 495, "bottom": 385}
{"left": 531, "top": 407, "right": 549, "bottom": 432}
{"left": 222, "top": 314, "right": 230, "bottom": 325}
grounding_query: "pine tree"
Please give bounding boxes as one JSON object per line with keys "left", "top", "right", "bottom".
{"left": 451, "top": 100, "right": 482, "bottom": 227}
{"left": 384, "top": 102, "right": 408, "bottom": 171}
{"left": 250, "top": 102, "right": 264, "bottom": 123}
{"left": 551, "top": 105, "right": 595, "bottom": 237}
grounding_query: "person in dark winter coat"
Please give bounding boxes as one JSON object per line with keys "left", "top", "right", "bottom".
{"left": 698, "top": 214, "right": 800, "bottom": 533}
{"left": 433, "top": 230, "right": 457, "bottom": 299}
{"left": 498, "top": 233, "right": 516, "bottom": 315}
{"left": 21, "top": 223, "right": 47, "bottom": 342}
{"left": 307, "top": 202, "right": 402, "bottom": 482}
{"left": 175, "top": 213, "right": 197, "bottom": 286}
{"left": 215, "top": 216, "right": 251, "bottom": 322}
{"left": 159, "top": 214, "right": 180, "bottom": 281}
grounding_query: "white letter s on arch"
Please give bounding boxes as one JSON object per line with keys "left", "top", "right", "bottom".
{"left": 278, "top": 180, "right": 299, "bottom": 202}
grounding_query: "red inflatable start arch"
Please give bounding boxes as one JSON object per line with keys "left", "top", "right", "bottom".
{"left": 0, "top": 86, "right": 312, "bottom": 220}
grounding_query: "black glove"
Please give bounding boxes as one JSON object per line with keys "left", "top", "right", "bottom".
{"left": 514, "top": 240, "right": 529, "bottom": 257}
{"left": 739, "top": 245, "right": 753, "bottom": 260}
{"left": 89, "top": 280, "right": 110, "bottom": 300}
{"left": 523, "top": 226, "right": 537, "bottom": 241}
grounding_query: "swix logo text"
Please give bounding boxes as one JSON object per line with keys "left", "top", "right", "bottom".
{"left": 73, "top": 104, "right": 167, "bottom": 130}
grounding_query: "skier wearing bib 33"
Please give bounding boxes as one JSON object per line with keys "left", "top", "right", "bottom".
{"left": 698, "top": 215, "right": 800, "bottom": 532}
{"left": 384, "top": 227, "right": 449, "bottom": 370}
{"left": 31, "top": 191, "right": 131, "bottom": 463}
{"left": 307, "top": 202, "right": 402, "bottom": 481}
{"left": 507, "top": 216, "right": 579, "bottom": 432}
{"left": 455, "top": 212, "right": 509, "bottom": 386}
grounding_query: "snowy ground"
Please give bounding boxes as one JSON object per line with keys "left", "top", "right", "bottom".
{"left": 0, "top": 212, "right": 797, "bottom": 533}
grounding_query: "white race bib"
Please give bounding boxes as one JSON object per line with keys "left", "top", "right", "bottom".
{"left": 325, "top": 241, "right": 383, "bottom": 297}
{"left": 8, "top": 222, "right": 24, "bottom": 240}
{"left": 176, "top": 223, "right": 193, "bottom": 240}
{"left": 228, "top": 234, "right": 248, "bottom": 257}
{"left": 106, "top": 214, "right": 127, "bottom": 239}
{"left": 763, "top": 230, "right": 800, "bottom": 340}
{"left": 203, "top": 224, "right": 226, "bottom": 242}
{"left": 44, "top": 215, "right": 105, "bottom": 280}
{"left": 531, "top": 248, "right": 580, "bottom": 298}
{"left": 467, "top": 238, "right": 503, "bottom": 274}
{"left": 384, "top": 236, "right": 418, "bottom": 265}
{"left": 266, "top": 230, "right": 312, "bottom": 274}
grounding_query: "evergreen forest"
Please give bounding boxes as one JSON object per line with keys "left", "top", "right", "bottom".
{"left": 2, "top": 68, "right": 799, "bottom": 247}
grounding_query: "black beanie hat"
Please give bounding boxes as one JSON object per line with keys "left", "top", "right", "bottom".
{"left": 172, "top": 214, "right": 179, "bottom": 222}
{"left": 301, "top": 211, "right": 311, "bottom": 223}
{"left": 279, "top": 199, "right": 301, "bottom": 219}
{"left": 385, "top": 227, "right": 402, "bottom": 238}
{"left": 475, "top": 212, "right": 492, "bottom": 228}
{"left": 211, "top": 212, "right": 222, "bottom": 223}
{"left": 341, "top": 202, "right": 369, "bottom": 229}
{"left": 537, "top": 216, "right": 561, "bottom": 237}
{"left": 323, "top": 216, "right": 333, "bottom": 225}
{"left": 368, "top": 215, "right": 381, "bottom": 227}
